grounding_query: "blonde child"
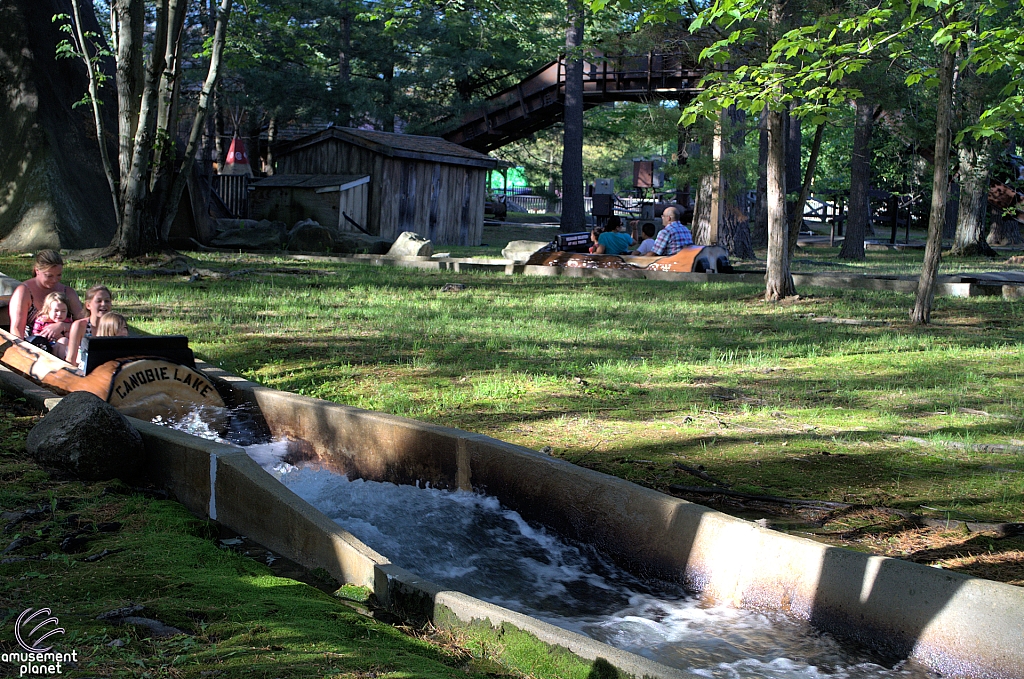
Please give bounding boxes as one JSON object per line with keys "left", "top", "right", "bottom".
{"left": 96, "top": 313, "right": 129, "bottom": 338}
{"left": 29, "top": 292, "right": 71, "bottom": 359}
{"left": 66, "top": 285, "right": 114, "bottom": 370}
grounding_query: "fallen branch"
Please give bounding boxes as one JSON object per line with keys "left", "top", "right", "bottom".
{"left": 811, "top": 316, "right": 890, "bottom": 326}
{"left": 83, "top": 548, "right": 124, "bottom": 563}
{"left": 673, "top": 463, "right": 731, "bottom": 488}
{"left": 667, "top": 485, "right": 852, "bottom": 509}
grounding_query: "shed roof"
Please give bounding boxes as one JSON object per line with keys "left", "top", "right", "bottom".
{"left": 250, "top": 174, "right": 369, "bottom": 191}
{"left": 274, "top": 127, "right": 498, "bottom": 169}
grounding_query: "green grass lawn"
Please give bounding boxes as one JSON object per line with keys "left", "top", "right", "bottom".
{"left": 2, "top": 247, "right": 1023, "bottom": 574}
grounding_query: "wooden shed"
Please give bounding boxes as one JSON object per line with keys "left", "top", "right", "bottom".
{"left": 272, "top": 128, "right": 498, "bottom": 246}
{"left": 248, "top": 174, "right": 370, "bottom": 232}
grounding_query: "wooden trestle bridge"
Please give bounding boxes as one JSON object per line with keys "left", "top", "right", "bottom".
{"left": 442, "top": 51, "right": 705, "bottom": 153}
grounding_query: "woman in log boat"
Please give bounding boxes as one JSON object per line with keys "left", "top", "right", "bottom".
{"left": 8, "top": 250, "right": 85, "bottom": 341}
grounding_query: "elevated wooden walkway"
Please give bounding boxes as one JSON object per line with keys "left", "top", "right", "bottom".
{"left": 442, "top": 52, "right": 703, "bottom": 152}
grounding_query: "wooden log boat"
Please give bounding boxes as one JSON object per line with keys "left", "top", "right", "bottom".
{"left": 526, "top": 245, "right": 732, "bottom": 273}
{"left": 0, "top": 316, "right": 225, "bottom": 423}
{"left": 640, "top": 245, "right": 731, "bottom": 273}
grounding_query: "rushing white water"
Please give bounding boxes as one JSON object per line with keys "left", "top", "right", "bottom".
{"left": 243, "top": 442, "right": 937, "bottom": 679}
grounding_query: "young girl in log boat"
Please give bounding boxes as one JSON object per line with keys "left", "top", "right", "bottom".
{"left": 96, "top": 313, "right": 129, "bottom": 338}
{"left": 28, "top": 292, "right": 72, "bottom": 359}
{"left": 66, "top": 285, "right": 114, "bottom": 372}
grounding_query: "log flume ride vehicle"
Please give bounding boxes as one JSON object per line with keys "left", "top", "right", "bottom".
{"left": 0, "top": 293, "right": 224, "bottom": 422}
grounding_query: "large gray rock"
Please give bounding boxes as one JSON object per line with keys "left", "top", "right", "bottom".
{"left": 501, "top": 240, "right": 550, "bottom": 262}
{"left": 387, "top": 231, "right": 433, "bottom": 257}
{"left": 26, "top": 392, "right": 144, "bottom": 482}
{"left": 210, "top": 219, "right": 286, "bottom": 250}
{"left": 286, "top": 220, "right": 334, "bottom": 252}
{"left": 333, "top": 233, "right": 392, "bottom": 255}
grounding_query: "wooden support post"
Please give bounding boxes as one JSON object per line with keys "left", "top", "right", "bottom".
{"left": 829, "top": 202, "right": 836, "bottom": 248}
{"left": 889, "top": 194, "right": 898, "bottom": 245}
{"left": 905, "top": 201, "right": 911, "bottom": 243}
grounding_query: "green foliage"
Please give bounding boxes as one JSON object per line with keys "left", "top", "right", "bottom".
{"left": 51, "top": 12, "right": 112, "bottom": 110}
{"left": 222, "top": 0, "right": 566, "bottom": 132}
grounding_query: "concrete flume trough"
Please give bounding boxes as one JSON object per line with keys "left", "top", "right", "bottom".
{"left": 3, "top": 361, "right": 1022, "bottom": 679}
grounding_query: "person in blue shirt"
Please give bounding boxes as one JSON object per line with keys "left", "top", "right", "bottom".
{"left": 593, "top": 216, "right": 634, "bottom": 255}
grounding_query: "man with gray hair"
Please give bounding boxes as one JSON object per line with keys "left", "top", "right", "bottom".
{"left": 648, "top": 206, "right": 693, "bottom": 256}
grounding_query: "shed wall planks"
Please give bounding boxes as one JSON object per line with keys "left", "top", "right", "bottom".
{"left": 276, "top": 137, "right": 485, "bottom": 245}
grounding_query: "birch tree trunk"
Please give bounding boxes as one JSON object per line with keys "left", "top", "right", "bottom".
{"left": 911, "top": 44, "right": 956, "bottom": 325}
{"left": 112, "top": 0, "right": 169, "bottom": 256}
{"left": 765, "top": 106, "right": 795, "bottom": 300}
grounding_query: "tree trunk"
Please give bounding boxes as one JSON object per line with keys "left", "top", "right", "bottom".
{"left": 111, "top": 0, "right": 169, "bottom": 256}
{"left": 381, "top": 54, "right": 395, "bottom": 132}
{"left": 158, "top": 0, "right": 232, "bottom": 243}
{"left": 788, "top": 121, "right": 825, "bottom": 255}
{"left": 839, "top": 98, "right": 876, "bottom": 260}
{"left": 691, "top": 172, "right": 714, "bottom": 244}
{"left": 943, "top": 182, "right": 959, "bottom": 238}
{"left": 70, "top": 0, "right": 120, "bottom": 229}
{"left": 559, "top": 0, "right": 585, "bottom": 233}
{"left": 675, "top": 100, "right": 691, "bottom": 207}
{"left": 721, "top": 206, "right": 755, "bottom": 259}
{"left": 113, "top": 0, "right": 144, "bottom": 185}
{"left": 265, "top": 114, "right": 277, "bottom": 175}
{"left": 765, "top": 107, "right": 795, "bottom": 300}
{"left": 214, "top": 98, "right": 226, "bottom": 169}
{"left": 785, "top": 105, "right": 801, "bottom": 201}
{"left": 988, "top": 209, "right": 1024, "bottom": 245}
{"left": 148, "top": 0, "right": 187, "bottom": 226}
{"left": 949, "top": 144, "right": 996, "bottom": 256}
{"left": 911, "top": 44, "right": 956, "bottom": 325}
{"left": 338, "top": 5, "right": 352, "bottom": 126}
{"left": 751, "top": 111, "right": 769, "bottom": 247}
